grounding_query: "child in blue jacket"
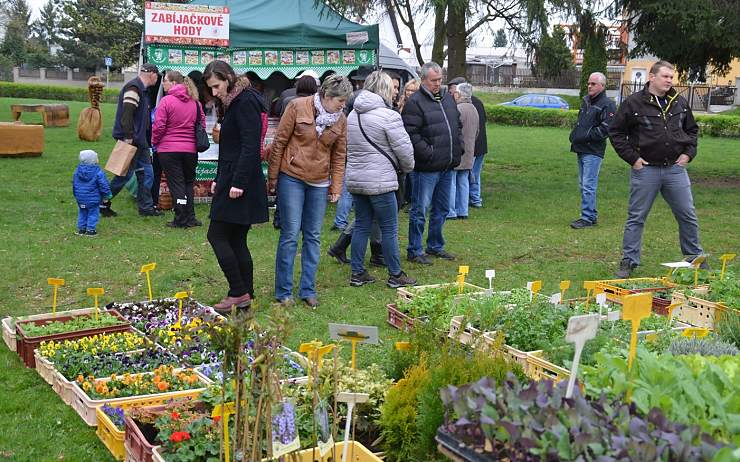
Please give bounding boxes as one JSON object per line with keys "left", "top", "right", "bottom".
{"left": 73, "top": 150, "right": 112, "bottom": 236}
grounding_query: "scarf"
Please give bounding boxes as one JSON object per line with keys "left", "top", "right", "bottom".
{"left": 219, "top": 76, "right": 251, "bottom": 117}
{"left": 313, "top": 93, "right": 342, "bottom": 136}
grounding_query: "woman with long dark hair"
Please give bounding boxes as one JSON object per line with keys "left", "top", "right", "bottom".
{"left": 203, "top": 60, "right": 268, "bottom": 313}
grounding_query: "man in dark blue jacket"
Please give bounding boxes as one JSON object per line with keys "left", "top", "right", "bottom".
{"left": 568, "top": 72, "right": 616, "bottom": 229}
{"left": 106, "top": 63, "right": 162, "bottom": 217}
{"left": 402, "top": 62, "right": 462, "bottom": 265}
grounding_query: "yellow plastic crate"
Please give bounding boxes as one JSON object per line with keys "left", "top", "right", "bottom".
{"left": 479, "top": 331, "right": 529, "bottom": 372}
{"left": 671, "top": 289, "right": 737, "bottom": 329}
{"left": 96, "top": 394, "right": 202, "bottom": 461}
{"left": 587, "top": 277, "right": 675, "bottom": 303}
{"left": 526, "top": 351, "right": 571, "bottom": 382}
{"left": 152, "top": 441, "right": 382, "bottom": 462}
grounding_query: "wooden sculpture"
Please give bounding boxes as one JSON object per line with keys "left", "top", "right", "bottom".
{"left": 77, "top": 76, "right": 105, "bottom": 141}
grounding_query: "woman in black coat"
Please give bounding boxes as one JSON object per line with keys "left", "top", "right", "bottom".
{"left": 203, "top": 60, "right": 268, "bottom": 313}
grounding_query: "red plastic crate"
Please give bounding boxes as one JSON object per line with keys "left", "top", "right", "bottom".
{"left": 386, "top": 303, "right": 418, "bottom": 331}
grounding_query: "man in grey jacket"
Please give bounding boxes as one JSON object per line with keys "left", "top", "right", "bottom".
{"left": 568, "top": 72, "right": 616, "bottom": 229}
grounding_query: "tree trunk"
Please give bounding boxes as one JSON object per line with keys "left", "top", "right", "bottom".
{"left": 431, "top": 1, "right": 447, "bottom": 66}
{"left": 446, "top": 0, "right": 467, "bottom": 79}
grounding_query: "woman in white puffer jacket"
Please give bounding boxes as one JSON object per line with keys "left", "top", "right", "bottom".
{"left": 344, "top": 71, "right": 416, "bottom": 289}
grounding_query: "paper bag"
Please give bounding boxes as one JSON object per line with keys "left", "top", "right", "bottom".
{"left": 105, "top": 140, "right": 137, "bottom": 176}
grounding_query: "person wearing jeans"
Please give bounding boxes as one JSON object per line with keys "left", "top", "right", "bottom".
{"left": 332, "top": 179, "right": 353, "bottom": 230}
{"left": 609, "top": 60, "right": 704, "bottom": 278}
{"left": 447, "top": 83, "right": 478, "bottom": 220}
{"left": 568, "top": 72, "right": 616, "bottom": 229}
{"left": 268, "top": 75, "right": 352, "bottom": 308}
{"left": 468, "top": 154, "right": 485, "bottom": 207}
{"left": 344, "top": 72, "right": 416, "bottom": 288}
{"left": 402, "top": 62, "right": 462, "bottom": 264}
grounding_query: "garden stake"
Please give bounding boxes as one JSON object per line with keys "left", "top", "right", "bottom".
{"left": 690, "top": 255, "right": 707, "bottom": 286}
{"left": 527, "top": 280, "right": 542, "bottom": 302}
{"left": 47, "top": 278, "right": 64, "bottom": 314}
{"left": 596, "top": 293, "right": 608, "bottom": 317}
{"left": 622, "top": 292, "right": 652, "bottom": 371}
{"left": 139, "top": 262, "right": 156, "bottom": 301}
{"left": 174, "top": 291, "right": 188, "bottom": 327}
{"left": 485, "top": 269, "right": 495, "bottom": 295}
{"left": 457, "top": 265, "right": 469, "bottom": 293}
{"left": 559, "top": 280, "right": 571, "bottom": 300}
{"left": 211, "top": 402, "right": 235, "bottom": 462}
{"left": 564, "top": 313, "right": 600, "bottom": 398}
{"left": 549, "top": 293, "right": 562, "bottom": 305}
{"left": 337, "top": 392, "right": 369, "bottom": 462}
{"left": 720, "top": 253, "right": 736, "bottom": 280}
{"left": 86, "top": 287, "right": 104, "bottom": 320}
{"left": 682, "top": 327, "right": 710, "bottom": 338}
{"left": 583, "top": 281, "right": 597, "bottom": 307}
{"left": 395, "top": 341, "right": 411, "bottom": 351}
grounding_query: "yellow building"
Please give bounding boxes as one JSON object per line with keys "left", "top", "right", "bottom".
{"left": 623, "top": 58, "right": 740, "bottom": 87}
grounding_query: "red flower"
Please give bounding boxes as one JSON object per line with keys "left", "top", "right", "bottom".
{"left": 170, "top": 431, "right": 191, "bottom": 443}
{"left": 171, "top": 411, "right": 180, "bottom": 420}
{"left": 213, "top": 415, "right": 222, "bottom": 424}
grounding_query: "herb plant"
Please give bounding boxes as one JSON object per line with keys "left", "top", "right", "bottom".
{"left": 21, "top": 312, "right": 124, "bottom": 337}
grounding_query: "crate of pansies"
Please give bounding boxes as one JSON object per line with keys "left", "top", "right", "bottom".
{"left": 15, "top": 309, "right": 130, "bottom": 368}
{"left": 69, "top": 365, "right": 208, "bottom": 426}
{"left": 195, "top": 346, "right": 308, "bottom": 386}
{"left": 671, "top": 274, "right": 739, "bottom": 329}
{"left": 3, "top": 307, "right": 100, "bottom": 352}
{"left": 110, "top": 299, "right": 223, "bottom": 334}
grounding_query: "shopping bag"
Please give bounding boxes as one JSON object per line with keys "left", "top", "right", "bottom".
{"left": 105, "top": 140, "right": 137, "bottom": 176}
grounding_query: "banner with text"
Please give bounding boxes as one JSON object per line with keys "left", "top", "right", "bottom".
{"left": 145, "top": 2, "right": 229, "bottom": 47}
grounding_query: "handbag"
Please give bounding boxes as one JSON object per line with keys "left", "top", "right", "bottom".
{"left": 357, "top": 113, "right": 406, "bottom": 206}
{"left": 104, "top": 140, "right": 137, "bottom": 176}
{"left": 194, "top": 102, "right": 210, "bottom": 153}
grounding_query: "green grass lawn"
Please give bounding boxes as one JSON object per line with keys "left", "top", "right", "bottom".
{"left": 0, "top": 97, "right": 739, "bottom": 461}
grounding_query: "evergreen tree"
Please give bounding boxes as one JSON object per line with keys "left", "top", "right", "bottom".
{"left": 493, "top": 28, "right": 507, "bottom": 47}
{"left": 31, "top": 1, "right": 59, "bottom": 49}
{"left": 578, "top": 14, "right": 607, "bottom": 99}
{"left": 533, "top": 26, "right": 572, "bottom": 79}
{"left": 0, "top": 0, "right": 31, "bottom": 66}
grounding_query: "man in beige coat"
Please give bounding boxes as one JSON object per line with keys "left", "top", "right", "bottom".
{"left": 448, "top": 82, "right": 479, "bottom": 219}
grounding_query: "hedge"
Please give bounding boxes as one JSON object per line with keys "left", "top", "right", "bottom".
{"left": 0, "top": 82, "right": 119, "bottom": 103}
{"left": 484, "top": 104, "right": 740, "bottom": 138}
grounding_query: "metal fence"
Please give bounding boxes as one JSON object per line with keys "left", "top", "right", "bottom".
{"left": 467, "top": 64, "right": 620, "bottom": 90}
{"left": 619, "top": 82, "right": 737, "bottom": 111}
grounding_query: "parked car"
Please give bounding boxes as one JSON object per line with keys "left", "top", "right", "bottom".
{"left": 499, "top": 94, "right": 570, "bottom": 110}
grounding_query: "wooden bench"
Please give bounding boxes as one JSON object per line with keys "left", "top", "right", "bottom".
{"left": 0, "top": 122, "right": 44, "bottom": 157}
{"left": 11, "top": 104, "right": 70, "bottom": 127}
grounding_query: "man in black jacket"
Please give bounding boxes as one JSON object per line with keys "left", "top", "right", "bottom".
{"left": 608, "top": 61, "right": 704, "bottom": 278}
{"left": 568, "top": 72, "right": 616, "bottom": 229}
{"left": 402, "top": 62, "right": 462, "bottom": 265}
{"left": 448, "top": 77, "right": 488, "bottom": 208}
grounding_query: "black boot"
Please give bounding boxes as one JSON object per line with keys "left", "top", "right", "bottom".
{"left": 100, "top": 200, "right": 117, "bottom": 217}
{"left": 183, "top": 201, "right": 202, "bottom": 227}
{"left": 370, "top": 242, "right": 386, "bottom": 267}
{"left": 167, "top": 205, "right": 188, "bottom": 228}
{"left": 327, "top": 232, "right": 351, "bottom": 264}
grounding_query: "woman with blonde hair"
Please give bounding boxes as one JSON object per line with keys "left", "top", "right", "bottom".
{"left": 398, "top": 78, "right": 420, "bottom": 113}
{"left": 151, "top": 70, "right": 205, "bottom": 228}
{"left": 344, "top": 71, "right": 416, "bottom": 288}
{"left": 268, "top": 74, "right": 353, "bottom": 308}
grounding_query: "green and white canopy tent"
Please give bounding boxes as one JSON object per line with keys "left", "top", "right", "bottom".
{"left": 145, "top": 0, "right": 379, "bottom": 79}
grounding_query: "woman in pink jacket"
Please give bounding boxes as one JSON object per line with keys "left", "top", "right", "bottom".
{"left": 151, "top": 71, "right": 206, "bottom": 228}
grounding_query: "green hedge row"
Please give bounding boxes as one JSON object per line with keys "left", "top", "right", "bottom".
{"left": 484, "top": 104, "right": 740, "bottom": 138}
{"left": 0, "top": 82, "right": 119, "bottom": 103}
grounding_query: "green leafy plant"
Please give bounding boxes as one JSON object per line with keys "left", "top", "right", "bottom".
{"left": 438, "top": 375, "right": 731, "bottom": 461}
{"left": 21, "top": 312, "right": 124, "bottom": 337}
{"left": 702, "top": 272, "right": 740, "bottom": 308}
{"left": 716, "top": 309, "right": 740, "bottom": 348}
{"left": 582, "top": 349, "right": 740, "bottom": 443}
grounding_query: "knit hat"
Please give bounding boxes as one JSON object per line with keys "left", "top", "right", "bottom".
{"left": 79, "top": 150, "right": 99, "bottom": 165}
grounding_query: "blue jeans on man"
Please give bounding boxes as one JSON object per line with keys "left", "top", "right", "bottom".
{"left": 333, "top": 178, "right": 353, "bottom": 230}
{"left": 407, "top": 170, "right": 452, "bottom": 258}
{"left": 351, "top": 192, "right": 401, "bottom": 276}
{"left": 576, "top": 153, "right": 603, "bottom": 224}
{"left": 622, "top": 164, "right": 703, "bottom": 267}
{"left": 274, "top": 173, "right": 329, "bottom": 301}
{"left": 469, "top": 154, "right": 485, "bottom": 207}
{"left": 448, "top": 170, "right": 470, "bottom": 218}
{"left": 108, "top": 146, "right": 155, "bottom": 212}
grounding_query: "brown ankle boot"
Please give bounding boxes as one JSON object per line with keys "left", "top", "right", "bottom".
{"left": 214, "top": 293, "right": 252, "bottom": 313}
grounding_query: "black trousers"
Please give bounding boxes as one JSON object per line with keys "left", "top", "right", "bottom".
{"left": 207, "top": 220, "right": 254, "bottom": 297}
{"left": 159, "top": 152, "right": 198, "bottom": 225}
{"left": 151, "top": 151, "right": 162, "bottom": 207}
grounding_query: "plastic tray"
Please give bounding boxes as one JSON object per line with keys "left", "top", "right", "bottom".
{"left": 2, "top": 308, "right": 99, "bottom": 352}
{"left": 587, "top": 277, "right": 675, "bottom": 304}
{"left": 386, "top": 303, "right": 420, "bottom": 331}
{"left": 34, "top": 349, "right": 57, "bottom": 385}
{"left": 397, "top": 282, "right": 487, "bottom": 303}
{"left": 671, "top": 289, "right": 737, "bottom": 329}
{"left": 15, "top": 309, "right": 130, "bottom": 368}
{"left": 448, "top": 316, "right": 484, "bottom": 346}
{"left": 479, "top": 332, "right": 530, "bottom": 372}
{"left": 526, "top": 351, "right": 571, "bottom": 382}
{"left": 68, "top": 369, "right": 208, "bottom": 426}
